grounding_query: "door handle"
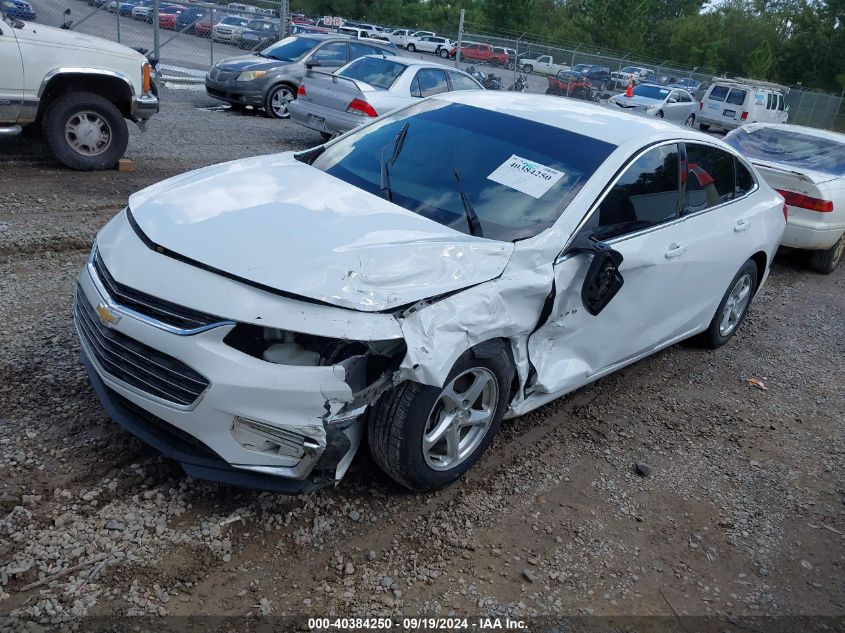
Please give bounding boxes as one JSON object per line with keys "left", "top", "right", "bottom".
{"left": 734, "top": 219, "right": 752, "bottom": 232}
{"left": 664, "top": 243, "right": 686, "bottom": 259}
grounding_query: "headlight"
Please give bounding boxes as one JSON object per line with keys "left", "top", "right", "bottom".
{"left": 236, "top": 70, "right": 267, "bottom": 82}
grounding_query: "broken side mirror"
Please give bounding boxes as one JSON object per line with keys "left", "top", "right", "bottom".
{"left": 305, "top": 59, "right": 321, "bottom": 68}
{"left": 565, "top": 234, "right": 625, "bottom": 316}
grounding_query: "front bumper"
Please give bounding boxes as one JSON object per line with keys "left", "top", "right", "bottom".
{"left": 131, "top": 93, "right": 159, "bottom": 120}
{"left": 74, "top": 249, "right": 367, "bottom": 491}
{"left": 204, "top": 76, "right": 265, "bottom": 107}
{"left": 288, "top": 99, "right": 362, "bottom": 135}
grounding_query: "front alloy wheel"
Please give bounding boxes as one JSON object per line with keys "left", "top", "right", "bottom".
{"left": 264, "top": 84, "right": 294, "bottom": 119}
{"left": 684, "top": 113, "right": 696, "bottom": 127}
{"left": 369, "top": 346, "right": 511, "bottom": 491}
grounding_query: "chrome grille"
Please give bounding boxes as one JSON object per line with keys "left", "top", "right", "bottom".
{"left": 75, "top": 290, "right": 209, "bottom": 407}
{"left": 92, "top": 248, "right": 221, "bottom": 331}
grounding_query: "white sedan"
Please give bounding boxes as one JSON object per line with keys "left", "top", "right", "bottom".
{"left": 75, "top": 93, "right": 785, "bottom": 493}
{"left": 288, "top": 56, "right": 483, "bottom": 140}
{"left": 610, "top": 84, "right": 699, "bottom": 127}
{"left": 725, "top": 123, "right": 845, "bottom": 273}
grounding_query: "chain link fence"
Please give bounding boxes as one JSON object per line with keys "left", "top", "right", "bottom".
{"left": 19, "top": 0, "right": 288, "bottom": 81}
{"left": 457, "top": 20, "right": 845, "bottom": 132}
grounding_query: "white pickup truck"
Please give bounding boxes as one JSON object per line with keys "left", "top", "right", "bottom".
{"left": 519, "top": 54, "right": 570, "bottom": 76}
{"left": 0, "top": 14, "right": 158, "bottom": 170}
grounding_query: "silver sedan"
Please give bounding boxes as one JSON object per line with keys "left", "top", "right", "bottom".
{"left": 609, "top": 84, "right": 699, "bottom": 127}
{"left": 289, "top": 55, "right": 483, "bottom": 140}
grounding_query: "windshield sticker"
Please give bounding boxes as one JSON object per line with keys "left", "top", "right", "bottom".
{"left": 487, "top": 155, "right": 565, "bottom": 199}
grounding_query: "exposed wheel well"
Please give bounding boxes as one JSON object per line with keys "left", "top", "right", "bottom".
{"left": 37, "top": 74, "right": 133, "bottom": 122}
{"left": 467, "top": 338, "right": 518, "bottom": 402}
{"left": 750, "top": 251, "right": 767, "bottom": 291}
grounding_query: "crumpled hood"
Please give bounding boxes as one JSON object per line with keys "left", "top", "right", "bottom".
{"left": 127, "top": 153, "right": 513, "bottom": 312}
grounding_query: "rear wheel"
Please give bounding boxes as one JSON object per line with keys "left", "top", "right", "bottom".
{"left": 701, "top": 259, "right": 758, "bottom": 349}
{"left": 368, "top": 346, "right": 511, "bottom": 491}
{"left": 808, "top": 233, "right": 845, "bottom": 274}
{"left": 263, "top": 84, "right": 294, "bottom": 119}
{"left": 523, "top": 64, "right": 533, "bottom": 73}
{"left": 699, "top": 122, "right": 710, "bottom": 131}
{"left": 439, "top": 48, "right": 449, "bottom": 59}
{"left": 406, "top": 43, "right": 415, "bottom": 52}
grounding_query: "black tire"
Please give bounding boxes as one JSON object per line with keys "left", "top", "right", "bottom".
{"left": 699, "top": 122, "right": 710, "bottom": 131}
{"left": 808, "top": 233, "right": 845, "bottom": 274}
{"left": 684, "top": 113, "right": 695, "bottom": 127}
{"left": 655, "top": 110, "right": 664, "bottom": 119}
{"left": 439, "top": 48, "right": 449, "bottom": 59}
{"left": 523, "top": 64, "right": 533, "bottom": 73}
{"left": 368, "top": 345, "right": 512, "bottom": 491}
{"left": 701, "top": 259, "right": 758, "bottom": 349}
{"left": 43, "top": 91, "right": 128, "bottom": 171}
{"left": 507, "top": 61, "right": 515, "bottom": 70}
{"left": 263, "top": 83, "right": 294, "bottom": 119}
{"left": 406, "top": 43, "right": 415, "bottom": 52}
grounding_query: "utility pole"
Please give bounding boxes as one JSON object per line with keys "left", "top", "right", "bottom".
{"left": 279, "top": 0, "right": 288, "bottom": 39}
{"left": 455, "top": 9, "right": 464, "bottom": 69}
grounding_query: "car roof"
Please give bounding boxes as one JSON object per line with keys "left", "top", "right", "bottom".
{"left": 361, "top": 54, "right": 470, "bottom": 72}
{"left": 739, "top": 123, "right": 845, "bottom": 143}
{"left": 433, "top": 92, "right": 712, "bottom": 146}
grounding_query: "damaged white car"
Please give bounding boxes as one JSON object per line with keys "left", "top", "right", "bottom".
{"left": 75, "top": 92, "right": 786, "bottom": 492}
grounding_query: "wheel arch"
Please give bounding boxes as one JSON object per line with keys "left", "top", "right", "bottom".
{"left": 37, "top": 70, "right": 134, "bottom": 121}
{"left": 750, "top": 250, "right": 767, "bottom": 292}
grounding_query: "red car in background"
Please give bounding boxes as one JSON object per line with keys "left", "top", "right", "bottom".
{"left": 158, "top": 7, "right": 181, "bottom": 29}
{"left": 449, "top": 42, "right": 493, "bottom": 63}
{"left": 194, "top": 14, "right": 223, "bottom": 37}
{"left": 546, "top": 70, "right": 593, "bottom": 100}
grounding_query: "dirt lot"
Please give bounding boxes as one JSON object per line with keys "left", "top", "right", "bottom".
{"left": 0, "top": 87, "right": 843, "bottom": 630}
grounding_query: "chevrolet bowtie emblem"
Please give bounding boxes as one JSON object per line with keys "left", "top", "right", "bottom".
{"left": 96, "top": 303, "right": 121, "bottom": 327}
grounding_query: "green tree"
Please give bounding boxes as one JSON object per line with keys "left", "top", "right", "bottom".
{"left": 744, "top": 40, "right": 774, "bottom": 78}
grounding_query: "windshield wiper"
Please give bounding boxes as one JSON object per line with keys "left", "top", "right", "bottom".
{"left": 253, "top": 51, "right": 267, "bottom": 57}
{"left": 379, "top": 122, "right": 409, "bottom": 202}
{"left": 453, "top": 170, "right": 483, "bottom": 237}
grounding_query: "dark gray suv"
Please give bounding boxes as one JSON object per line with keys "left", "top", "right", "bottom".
{"left": 205, "top": 34, "right": 398, "bottom": 118}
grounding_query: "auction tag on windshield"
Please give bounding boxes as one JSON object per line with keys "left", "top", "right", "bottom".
{"left": 487, "top": 155, "right": 565, "bottom": 199}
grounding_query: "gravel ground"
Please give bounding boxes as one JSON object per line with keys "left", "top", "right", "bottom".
{"left": 0, "top": 87, "right": 843, "bottom": 630}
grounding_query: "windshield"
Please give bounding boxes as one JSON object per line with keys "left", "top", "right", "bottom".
{"left": 338, "top": 57, "right": 406, "bottom": 90}
{"left": 726, "top": 88, "right": 747, "bottom": 106}
{"left": 247, "top": 20, "right": 270, "bottom": 29}
{"left": 310, "top": 100, "right": 615, "bottom": 241}
{"left": 632, "top": 85, "right": 670, "bottom": 100}
{"left": 221, "top": 16, "right": 246, "bottom": 25}
{"left": 621, "top": 67, "right": 642, "bottom": 73}
{"left": 726, "top": 127, "right": 845, "bottom": 177}
{"left": 261, "top": 36, "right": 318, "bottom": 61}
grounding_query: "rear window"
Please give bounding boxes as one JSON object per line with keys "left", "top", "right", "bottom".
{"left": 632, "top": 85, "right": 670, "bottom": 99}
{"left": 338, "top": 57, "right": 406, "bottom": 90}
{"left": 708, "top": 85, "right": 729, "bottom": 102}
{"left": 725, "top": 127, "right": 845, "bottom": 177}
{"left": 726, "top": 89, "right": 747, "bottom": 106}
{"left": 310, "top": 100, "right": 616, "bottom": 241}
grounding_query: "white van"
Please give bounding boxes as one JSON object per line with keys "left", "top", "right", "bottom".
{"left": 699, "top": 78, "right": 788, "bottom": 132}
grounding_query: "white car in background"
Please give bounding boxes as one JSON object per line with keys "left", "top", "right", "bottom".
{"left": 76, "top": 93, "right": 784, "bottom": 494}
{"left": 726, "top": 123, "right": 845, "bottom": 273}
{"left": 289, "top": 55, "right": 482, "bottom": 139}
{"left": 212, "top": 15, "right": 250, "bottom": 44}
{"left": 406, "top": 34, "right": 453, "bottom": 57}
{"left": 610, "top": 84, "right": 699, "bottom": 127}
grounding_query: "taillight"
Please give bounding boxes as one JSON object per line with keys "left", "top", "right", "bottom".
{"left": 740, "top": 111, "right": 748, "bottom": 120}
{"left": 776, "top": 189, "right": 833, "bottom": 213}
{"left": 346, "top": 98, "right": 377, "bottom": 117}
{"left": 297, "top": 84, "right": 306, "bottom": 97}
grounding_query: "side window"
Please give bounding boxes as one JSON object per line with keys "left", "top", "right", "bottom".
{"left": 684, "top": 144, "right": 736, "bottom": 213}
{"left": 349, "top": 42, "right": 377, "bottom": 59}
{"left": 447, "top": 71, "right": 482, "bottom": 91}
{"left": 414, "top": 68, "right": 449, "bottom": 97}
{"left": 311, "top": 42, "right": 347, "bottom": 66}
{"left": 735, "top": 158, "right": 755, "bottom": 197}
{"left": 410, "top": 75, "right": 422, "bottom": 98}
{"left": 777, "top": 94, "right": 786, "bottom": 111}
{"left": 584, "top": 144, "right": 681, "bottom": 241}
{"left": 766, "top": 93, "right": 774, "bottom": 109}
